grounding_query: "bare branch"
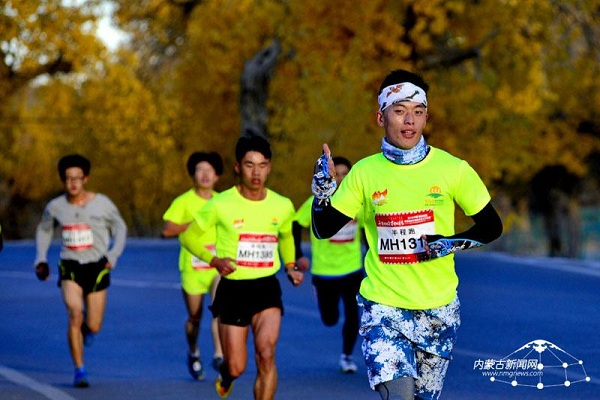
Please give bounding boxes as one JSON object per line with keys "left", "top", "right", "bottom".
{"left": 555, "top": 1, "right": 600, "bottom": 61}
{"left": 0, "top": 54, "right": 73, "bottom": 100}
{"left": 421, "top": 29, "right": 498, "bottom": 70}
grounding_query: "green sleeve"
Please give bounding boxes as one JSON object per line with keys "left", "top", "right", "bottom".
{"left": 179, "top": 220, "right": 215, "bottom": 263}
{"left": 279, "top": 202, "right": 296, "bottom": 265}
{"left": 279, "top": 228, "right": 295, "bottom": 266}
{"left": 294, "top": 196, "right": 313, "bottom": 228}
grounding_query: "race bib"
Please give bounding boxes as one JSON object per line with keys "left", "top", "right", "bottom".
{"left": 375, "top": 210, "right": 435, "bottom": 264}
{"left": 236, "top": 233, "right": 278, "bottom": 268}
{"left": 330, "top": 219, "right": 358, "bottom": 244}
{"left": 62, "top": 223, "right": 93, "bottom": 251}
{"left": 191, "top": 244, "right": 216, "bottom": 270}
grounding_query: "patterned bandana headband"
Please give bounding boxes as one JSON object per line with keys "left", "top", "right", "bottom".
{"left": 378, "top": 82, "right": 428, "bottom": 112}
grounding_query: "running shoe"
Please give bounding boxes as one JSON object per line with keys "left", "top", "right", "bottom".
{"left": 215, "top": 374, "right": 233, "bottom": 398}
{"left": 187, "top": 351, "right": 205, "bottom": 381}
{"left": 339, "top": 354, "right": 358, "bottom": 374}
{"left": 81, "top": 322, "right": 95, "bottom": 347}
{"left": 73, "top": 367, "right": 89, "bottom": 388}
{"left": 212, "top": 356, "right": 224, "bottom": 371}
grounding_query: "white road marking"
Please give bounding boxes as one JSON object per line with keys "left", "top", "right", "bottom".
{"left": 0, "top": 364, "right": 77, "bottom": 400}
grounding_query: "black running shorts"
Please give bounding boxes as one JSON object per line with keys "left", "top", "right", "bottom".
{"left": 58, "top": 257, "right": 111, "bottom": 296}
{"left": 211, "top": 274, "right": 283, "bottom": 326}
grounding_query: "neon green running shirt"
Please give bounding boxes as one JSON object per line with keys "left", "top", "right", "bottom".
{"left": 163, "top": 189, "right": 218, "bottom": 272}
{"left": 331, "top": 148, "right": 491, "bottom": 309}
{"left": 295, "top": 196, "right": 363, "bottom": 277}
{"left": 189, "top": 186, "right": 296, "bottom": 281}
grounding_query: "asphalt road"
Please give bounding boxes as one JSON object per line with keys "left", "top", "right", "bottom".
{"left": 1, "top": 239, "right": 598, "bottom": 399}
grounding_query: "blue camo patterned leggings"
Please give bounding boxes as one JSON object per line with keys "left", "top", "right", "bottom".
{"left": 358, "top": 295, "right": 460, "bottom": 400}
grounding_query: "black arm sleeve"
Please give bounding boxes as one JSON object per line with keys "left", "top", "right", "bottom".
{"left": 292, "top": 221, "right": 304, "bottom": 259}
{"left": 311, "top": 199, "right": 352, "bottom": 239}
{"left": 445, "top": 201, "right": 503, "bottom": 243}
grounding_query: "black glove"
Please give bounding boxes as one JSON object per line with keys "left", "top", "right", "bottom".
{"left": 35, "top": 262, "right": 50, "bottom": 281}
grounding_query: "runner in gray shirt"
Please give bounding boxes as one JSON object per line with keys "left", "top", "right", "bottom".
{"left": 34, "top": 154, "right": 127, "bottom": 388}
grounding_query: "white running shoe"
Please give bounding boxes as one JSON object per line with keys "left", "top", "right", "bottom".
{"left": 187, "top": 351, "right": 205, "bottom": 381}
{"left": 339, "top": 354, "right": 358, "bottom": 373}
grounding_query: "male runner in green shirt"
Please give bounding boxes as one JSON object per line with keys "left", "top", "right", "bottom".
{"left": 312, "top": 70, "right": 503, "bottom": 400}
{"left": 162, "top": 151, "right": 224, "bottom": 380}
{"left": 180, "top": 135, "right": 305, "bottom": 399}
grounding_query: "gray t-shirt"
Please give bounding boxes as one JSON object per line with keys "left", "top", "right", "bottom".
{"left": 35, "top": 193, "right": 127, "bottom": 267}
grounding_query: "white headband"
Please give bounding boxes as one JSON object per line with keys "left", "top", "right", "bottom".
{"left": 378, "top": 82, "right": 428, "bottom": 112}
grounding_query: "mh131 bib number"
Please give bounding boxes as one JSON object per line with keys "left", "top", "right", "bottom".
{"left": 375, "top": 210, "right": 434, "bottom": 264}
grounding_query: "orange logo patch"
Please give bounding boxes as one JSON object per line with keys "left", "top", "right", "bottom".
{"left": 386, "top": 84, "right": 404, "bottom": 98}
{"left": 371, "top": 189, "right": 388, "bottom": 206}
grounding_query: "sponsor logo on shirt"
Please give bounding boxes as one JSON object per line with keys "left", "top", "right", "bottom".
{"left": 371, "top": 189, "right": 388, "bottom": 207}
{"left": 424, "top": 186, "right": 444, "bottom": 207}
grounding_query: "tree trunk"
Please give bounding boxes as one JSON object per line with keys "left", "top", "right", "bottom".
{"left": 239, "top": 39, "right": 281, "bottom": 138}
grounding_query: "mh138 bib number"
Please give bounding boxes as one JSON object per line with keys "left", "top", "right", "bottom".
{"left": 236, "top": 233, "right": 278, "bottom": 268}
{"left": 375, "top": 210, "right": 434, "bottom": 264}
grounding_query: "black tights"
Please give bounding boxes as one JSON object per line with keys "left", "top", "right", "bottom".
{"left": 312, "top": 269, "right": 363, "bottom": 355}
{"left": 376, "top": 377, "right": 414, "bottom": 400}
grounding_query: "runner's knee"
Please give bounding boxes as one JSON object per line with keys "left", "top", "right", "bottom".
{"left": 68, "top": 310, "right": 85, "bottom": 326}
{"left": 85, "top": 321, "right": 101, "bottom": 333}
{"left": 319, "top": 307, "right": 339, "bottom": 326}
{"left": 322, "top": 315, "right": 338, "bottom": 326}
{"left": 255, "top": 344, "right": 276, "bottom": 363}
{"left": 376, "top": 377, "right": 415, "bottom": 400}
{"left": 226, "top": 360, "right": 246, "bottom": 378}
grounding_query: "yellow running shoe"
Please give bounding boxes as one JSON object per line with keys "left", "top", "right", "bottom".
{"left": 215, "top": 374, "right": 233, "bottom": 398}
